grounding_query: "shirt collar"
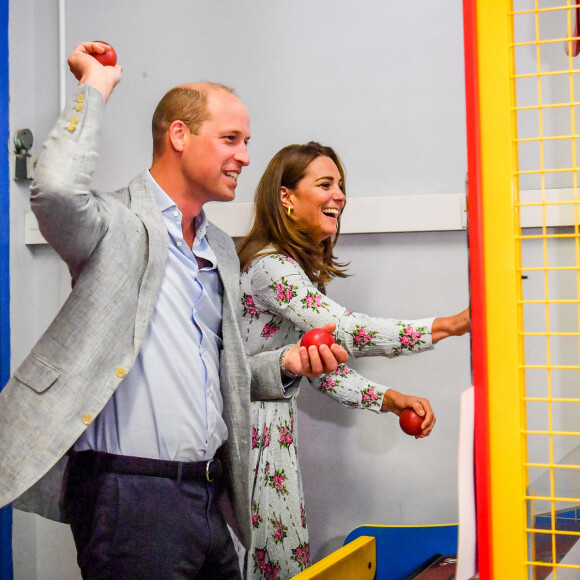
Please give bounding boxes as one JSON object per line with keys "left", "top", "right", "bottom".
{"left": 146, "top": 170, "right": 208, "bottom": 241}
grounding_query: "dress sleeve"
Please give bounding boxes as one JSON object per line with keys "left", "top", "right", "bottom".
{"left": 249, "top": 254, "right": 435, "bottom": 360}
{"left": 306, "top": 364, "right": 391, "bottom": 414}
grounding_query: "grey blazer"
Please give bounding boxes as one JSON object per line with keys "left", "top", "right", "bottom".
{"left": 0, "top": 84, "right": 284, "bottom": 549}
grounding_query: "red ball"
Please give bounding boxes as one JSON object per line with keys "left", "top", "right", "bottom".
{"left": 399, "top": 408, "right": 423, "bottom": 437}
{"left": 300, "top": 328, "right": 335, "bottom": 349}
{"left": 91, "top": 42, "right": 117, "bottom": 67}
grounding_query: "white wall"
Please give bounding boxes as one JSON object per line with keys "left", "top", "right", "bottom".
{"left": 8, "top": 0, "right": 470, "bottom": 577}
{"left": 300, "top": 230, "right": 470, "bottom": 559}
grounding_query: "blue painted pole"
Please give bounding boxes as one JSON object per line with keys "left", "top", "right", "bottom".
{"left": 0, "top": 0, "right": 13, "bottom": 577}
{"left": 0, "top": 509, "right": 12, "bottom": 580}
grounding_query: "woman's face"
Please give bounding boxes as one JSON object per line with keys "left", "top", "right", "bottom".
{"left": 281, "top": 155, "right": 346, "bottom": 244}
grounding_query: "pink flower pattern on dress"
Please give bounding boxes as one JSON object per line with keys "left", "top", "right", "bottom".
{"left": 394, "top": 322, "right": 427, "bottom": 356}
{"left": 278, "top": 421, "right": 294, "bottom": 450}
{"left": 272, "top": 277, "right": 297, "bottom": 305}
{"left": 319, "top": 375, "right": 338, "bottom": 393}
{"left": 274, "top": 254, "right": 296, "bottom": 264}
{"left": 253, "top": 548, "right": 266, "bottom": 570}
{"left": 253, "top": 548, "right": 281, "bottom": 580}
{"left": 335, "top": 364, "right": 352, "bottom": 378}
{"left": 242, "top": 293, "right": 260, "bottom": 319}
{"left": 252, "top": 427, "right": 261, "bottom": 449}
{"left": 270, "top": 515, "right": 288, "bottom": 544}
{"left": 300, "top": 290, "right": 328, "bottom": 313}
{"left": 261, "top": 318, "right": 280, "bottom": 338}
{"left": 252, "top": 502, "right": 263, "bottom": 529}
{"left": 319, "top": 364, "right": 354, "bottom": 393}
{"left": 350, "top": 325, "right": 378, "bottom": 351}
{"left": 361, "top": 386, "right": 384, "bottom": 409}
{"left": 291, "top": 542, "right": 311, "bottom": 571}
{"left": 266, "top": 468, "right": 289, "bottom": 496}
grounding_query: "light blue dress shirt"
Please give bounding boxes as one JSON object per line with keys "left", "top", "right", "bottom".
{"left": 76, "top": 172, "right": 227, "bottom": 461}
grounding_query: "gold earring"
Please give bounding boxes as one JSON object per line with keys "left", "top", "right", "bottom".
{"left": 287, "top": 206, "right": 292, "bottom": 216}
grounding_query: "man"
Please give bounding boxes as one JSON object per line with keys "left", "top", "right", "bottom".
{"left": 0, "top": 42, "right": 346, "bottom": 579}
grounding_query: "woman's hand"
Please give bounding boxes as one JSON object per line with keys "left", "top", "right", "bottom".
{"left": 432, "top": 307, "right": 471, "bottom": 343}
{"left": 282, "top": 322, "right": 348, "bottom": 378}
{"left": 381, "top": 389, "right": 436, "bottom": 438}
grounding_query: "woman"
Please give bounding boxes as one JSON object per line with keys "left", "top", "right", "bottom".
{"left": 237, "top": 142, "right": 470, "bottom": 579}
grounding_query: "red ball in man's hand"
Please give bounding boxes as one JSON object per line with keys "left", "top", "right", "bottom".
{"left": 399, "top": 408, "right": 423, "bottom": 437}
{"left": 91, "top": 42, "right": 117, "bottom": 67}
{"left": 300, "top": 328, "right": 335, "bottom": 349}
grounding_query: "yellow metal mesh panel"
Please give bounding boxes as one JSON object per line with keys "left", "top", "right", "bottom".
{"left": 512, "top": 1, "right": 580, "bottom": 577}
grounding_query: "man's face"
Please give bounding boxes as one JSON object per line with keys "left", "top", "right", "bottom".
{"left": 181, "top": 89, "right": 250, "bottom": 204}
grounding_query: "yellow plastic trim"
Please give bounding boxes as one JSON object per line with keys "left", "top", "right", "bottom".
{"left": 475, "top": 0, "right": 529, "bottom": 578}
{"left": 290, "top": 536, "right": 375, "bottom": 580}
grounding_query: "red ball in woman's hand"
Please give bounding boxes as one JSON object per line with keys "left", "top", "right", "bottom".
{"left": 300, "top": 328, "right": 334, "bottom": 349}
{"left": 91, "top": 42, "right": 117, "bottom": 66}
{"left": 399, "top": 408, "right": 423, "bottom": 436}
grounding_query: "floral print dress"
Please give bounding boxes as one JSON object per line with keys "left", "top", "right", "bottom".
{"left": 240, "top": 253, "right": 435, "bottom": 580}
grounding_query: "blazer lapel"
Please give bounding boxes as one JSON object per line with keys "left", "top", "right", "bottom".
{"left": 126, "top": 171, "right": 169, "bottom": 353}
{"left": 206, "top": 224, "right": 238, "bottom": 303}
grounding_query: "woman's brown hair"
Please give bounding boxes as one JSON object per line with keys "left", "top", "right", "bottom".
{"left": 237, "top": 142, "right": 349, "bottom": 291}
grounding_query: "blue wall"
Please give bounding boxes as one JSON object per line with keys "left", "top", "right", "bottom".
{"left": 0, "top": 0, "right": 12, "bottom": 578}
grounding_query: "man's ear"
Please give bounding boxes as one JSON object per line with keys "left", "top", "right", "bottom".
{"left": 168, "top": 120, "right": 189, "bottom": 153}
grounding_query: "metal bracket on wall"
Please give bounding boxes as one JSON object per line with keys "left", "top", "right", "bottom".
{"left": 13, "top": 128, "right": 35, "bottom": 181}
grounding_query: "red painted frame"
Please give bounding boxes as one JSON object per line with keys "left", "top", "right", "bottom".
{"left": 462, "top": 0, "right": 493, "bottom": 578}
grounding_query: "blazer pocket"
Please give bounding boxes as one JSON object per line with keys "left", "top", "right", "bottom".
{"left": 14, "top": 353, "right": 62, "bottom": 393}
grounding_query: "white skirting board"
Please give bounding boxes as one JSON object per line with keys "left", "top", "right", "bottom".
{"left": 204, "top": 193, "right": 468, "bottom": 237}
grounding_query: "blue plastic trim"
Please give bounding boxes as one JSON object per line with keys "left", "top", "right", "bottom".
{"left": 344, "top": 524, "right": 458, "bottom": 580}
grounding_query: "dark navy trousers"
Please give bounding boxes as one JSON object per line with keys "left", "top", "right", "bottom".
{"left": 63, "top": 455, "right": 242, "bottom": 580}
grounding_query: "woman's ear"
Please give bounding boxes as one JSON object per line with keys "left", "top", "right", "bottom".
{"left": 280, "top": 186, "right": 292, "bottom": 210}
{"left": 168, "top": 120, "right": 189, "bottom": 152}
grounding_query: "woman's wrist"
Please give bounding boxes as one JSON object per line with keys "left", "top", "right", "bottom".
{"left": 432, "top": 309, "right": 470, "bottom": 343}
{"left": 279, "top": 345, "right": 299, "bottom": 379}
{"left": 381, "top": 389, "right": 394, "bottom": 413}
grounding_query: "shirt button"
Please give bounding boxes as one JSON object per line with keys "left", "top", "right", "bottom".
{"left": 177, "top": 241, "right": 182, "bottom": 247}
{"left": 81, "top": 414, "right": 93, "bottom": 425}
{"left": 75, "top": 103, "right": 83, "bottom": 111}
{"left": 67, "top": 123, "right": 76, "bottom": 132}
{"left": 115, "top": 366, "right": 127, "bottom": 378}
{"left": 173, "top": 211, "right": 179, "bottom": 217}
{"left": 77, "top": 94, "right": 85, "bottom": 103}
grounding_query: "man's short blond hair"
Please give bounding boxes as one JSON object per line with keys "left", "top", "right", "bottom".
{"left": 151, "top": 82, "right": 235, "bottom": 157}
